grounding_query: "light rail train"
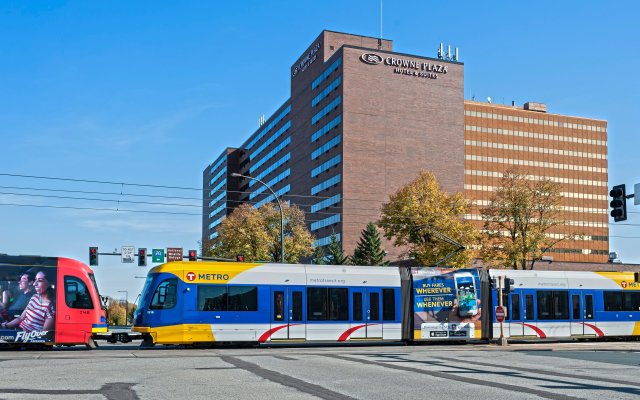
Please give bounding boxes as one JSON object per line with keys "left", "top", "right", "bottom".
{"left": 132, "top": 261, "right": 640, "bottom": 346}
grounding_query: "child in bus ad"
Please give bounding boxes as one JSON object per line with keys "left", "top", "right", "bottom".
{"left": 0, "top": 266, "right": 56, "bottom": 343}
{"left": 412, "top": 268, "right": 481, "bottom": 339}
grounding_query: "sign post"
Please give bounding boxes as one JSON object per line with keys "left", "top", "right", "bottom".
{"left": 121, "top": 246, "right": 135, "bottom": 263}
{"left": 166, "top": 247, "right": 183, "bottom": 262}
{"left": 152, "top": 249, "right": 165, "bottom": 263}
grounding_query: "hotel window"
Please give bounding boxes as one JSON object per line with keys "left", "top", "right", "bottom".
{"left": 251, "top": 153, "right": 291, "bottom": 186}
{"left": 245, "top": 105, "right": 291, "bottom": 150}
{"left": 311, "top": 214, "right": 341, "bottom": 231}
{"left": 312, "top": 76, "right": 342, "bottom": 107}
{"left": 311, "top": 194, "right": 341, "bottom": 213}
{"left": 254, "top": 184, "right": 291, "bottom": 209}
{"left": 311, "top": 174, "right": 341, "bottom": 195}
{"left": 311, "top": 155, "right": 341, "bottom": 177}
{"left": 311, "top": 97, "right": 342, "bottom": 125}
{"left": 249, "top": 121, "right": 291, "bottom": 161}
{"left": 249, "top": 169, "right": 290, "bottom": 200}
{"left": 312, "top": 57, "right": 342, "bottom": 90}
{"left": 311, "top": 135, "right": 341, "bottom": 160}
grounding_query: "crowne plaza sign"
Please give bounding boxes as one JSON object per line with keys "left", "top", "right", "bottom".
{"left": 360, "top": 52, "right": 448, "bottom": 79}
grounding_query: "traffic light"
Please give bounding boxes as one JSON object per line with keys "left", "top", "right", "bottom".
{"left": 236, "top": 254, "right": 245, "bottom": 262}
{"left": 610, "top": 184, "right": 627, "bottom": 222}
{"left": 138, "top": 248, "right": 147, "bottom": 267}
{"left": 89, "top": 247, "right": 98, "bottom": 266}
{"left": 504, "top": 277, "right": 515, "bottom": 294}
{"left": 188, "top": 250, "right": 197, "bottom": 261}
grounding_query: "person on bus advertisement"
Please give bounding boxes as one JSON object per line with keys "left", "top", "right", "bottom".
{"left": 6, "top": 272, "right": 35, "bottom": 318}
{"left": 1, "top": 270, "right": 55, "bottom": 338}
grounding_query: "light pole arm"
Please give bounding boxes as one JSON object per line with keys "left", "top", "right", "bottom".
{"left": 231, "top": 173, "right": 285, "bottom": 263}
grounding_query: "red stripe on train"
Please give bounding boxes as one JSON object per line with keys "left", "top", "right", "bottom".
{"left": 258, "top": 324, "right": 301, "bottom": 343}
{"left": 338, "top": 324, "right": 370, "bottom": 341}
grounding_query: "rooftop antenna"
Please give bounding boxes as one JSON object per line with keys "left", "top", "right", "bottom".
{"left": 487, "top": 97, "right": 492, "bottom": 104}
{"left": 378, "top": 0, "right": 383, "bottom": 49}
{"left": 438, "top": 43, "right": 444, "bottom": 59}
{"left": 258, "top": 114, "right": 266, "bottom": 127}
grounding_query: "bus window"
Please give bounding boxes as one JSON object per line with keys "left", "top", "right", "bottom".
{"left": 291, "top": 291, "right": 303, "bottom": 321}
{"left": 383, "top": 289, "right": 395, "bottom": 321}
{"left": 150, "top": 278, "right": 177, "bottom": 310}
{"left": 353, "top": 292, "right": 363, "bottom": 321}
{"left": 273, "top": 291, "right": 284, "bottom": 321}
{"left": 511, "top": 294, "right": 520, "bottom": 320}
{"left": 525, "top": 294, "right": 534, "bottom": 321}
{"left": 64, "top": 276, "right": 94, "bottom": 309}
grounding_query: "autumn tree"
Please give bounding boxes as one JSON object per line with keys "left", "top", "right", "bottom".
{"left": 378, "top": 170, "right": 478, "bottom": 267}
{"left": 204, "top": 203, "right": 314, "bottom": 263}
{"left": 312, "top": 245, "right": 326, "bottom": 265}
{"left": 325, "top": 232, "right": 348, "bottom": 265}
{"left": 480, "top": 167, "right": 574, "bottom": 270}
{"left": 351, "top": 222, "right": 388, "bottom": 266}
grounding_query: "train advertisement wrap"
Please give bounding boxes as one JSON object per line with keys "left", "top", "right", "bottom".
{"left": 0, "top": 263, "right": 57, "bottom": 343}
{"left": 412, "top": 268, "right": 482, "bottom": 340}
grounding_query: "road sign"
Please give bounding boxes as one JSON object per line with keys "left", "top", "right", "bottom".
{"left": 152, "top": 249, "right": 165, "bottom": 263}
{"left": 166, "top": 247, "right": 183, "bottom": 262}
{"left": 495, "top": 306, "right": 506, "bottom": 323}
{"left": 121, "top": 246, "right": 135, "bottom": 263}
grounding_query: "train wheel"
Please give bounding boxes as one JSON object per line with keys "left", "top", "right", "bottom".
{"left": 140, "top": 335, "right": 156, "bottom": 348}
{"left": 86, "top": 337, "right": 98, "bottom": 350}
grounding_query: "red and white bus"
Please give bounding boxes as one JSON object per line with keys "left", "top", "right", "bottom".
{"left": 0, "top": 255, "right": 106, "bottom": 348}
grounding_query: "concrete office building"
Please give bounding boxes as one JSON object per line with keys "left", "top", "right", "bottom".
{"left": 202, "top": 30, "right": 608, "bottom": 263}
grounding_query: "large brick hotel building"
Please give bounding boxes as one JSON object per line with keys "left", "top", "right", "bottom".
{"left": 202, "top": 30, "right": 609, "bottom": 263}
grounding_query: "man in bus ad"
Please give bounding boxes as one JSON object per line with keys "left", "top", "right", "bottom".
{"left": 0, "top": 265, "right": 56, "bottom": 343}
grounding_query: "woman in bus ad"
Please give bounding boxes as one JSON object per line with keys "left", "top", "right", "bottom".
{"left": 0, "top": 267, "right": 56, "bottom": 343}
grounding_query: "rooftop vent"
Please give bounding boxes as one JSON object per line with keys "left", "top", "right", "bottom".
{"left": 524, "top": 102, "right": 547, "bottom": 113}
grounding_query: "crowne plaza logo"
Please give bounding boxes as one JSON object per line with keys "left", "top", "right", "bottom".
{"left": 360, "top": 53, "right": 384, "bottom": 65}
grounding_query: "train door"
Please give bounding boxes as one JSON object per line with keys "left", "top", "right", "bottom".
{"left": 270, "top": 287, "right": 305, "bottom": 340}
{"left": 366, "top": 288, "right": 382, "bottom": 338}
{"left": 349, "top": 289, "right": 366, "bottom": 339}
{"left": 570, "top": 291, "right": 596, "bottom": 336}
{"left": 508, "top": 292, "right": 523, "bottom": 336}
{"left": 521, "top": 290, "right": 538, "bottom": 336}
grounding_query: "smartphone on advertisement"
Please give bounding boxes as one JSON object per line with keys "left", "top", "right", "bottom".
{"left": 454, "top": 272, "right": 478, "bottom": 317}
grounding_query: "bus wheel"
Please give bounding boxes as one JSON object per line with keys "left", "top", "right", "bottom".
{"left": 86, "top": 337, "right": 98, "bottom": 350}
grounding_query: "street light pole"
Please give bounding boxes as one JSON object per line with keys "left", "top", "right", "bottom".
{"left": 117, "top": 290, "right": 129, "bottom": 326}
{"left": 231, "top": 172, "right": 285, "bottom": 263}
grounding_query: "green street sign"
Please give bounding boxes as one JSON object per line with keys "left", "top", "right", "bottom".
{"left": 152, "top": 249, "right": 165, "bottom": 263}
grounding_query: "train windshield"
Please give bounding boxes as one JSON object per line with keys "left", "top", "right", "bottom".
{"left": 88, "top": 273, "right": 101, "bottom": 299}
{"left": 137, "top": 275, "right": 154, "bottom": 308}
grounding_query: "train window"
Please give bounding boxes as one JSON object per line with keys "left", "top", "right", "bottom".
{"left": 291, "top": 291, "right": 303, "bottom": 321}
{"left": 273, "top": 291, "right": 284, "bottom": 321}
{"left": 329, "top": 288, "right": 348, "bottom": 321}
{"left": 383, "top": 289, "right": 395, "bottom": 321}
{"left": 536, "top": 291, "right": 569, "bottom": 320}
{"left": 511, "top": 294, "right": 520, "bottom": 320}
{"left": 605, "top": 291, "right": 640, "bottom": 312}
{"left": 525, "top": 294, "right": 534, "bottom": 321}
{"left": 624, "top": 292, "right": 640, "bottom": 311}
{"left": 502, "top": 293, "right": 510, "bottom": 320}
{"left": 198, "top": 285, "right": 227, "bottom": 311}
{"left": 150, "top": 278, "right": 177, "bottom": 310}
{"left": 572, "top": 295, "right": 580, "bottom": 319}
{"left": 353, "top": 292, "right": 363, "bottom": 321}
{"left": 369, "top": 292, "right": 380, "bottom": 321}
{"left": 64, "top": 276, "right": 94, "bottom": 309}
{"left": 585, "top": 295, "right": 593, "bottom": 319}
{"left": 307, "top": 287, "right": 327, "bottom": 321}
{"left": 604, "top": 292, "right": 623, "bottom": 311}
{"left": 228, "top": 286, "right": 258, "bottom": 311}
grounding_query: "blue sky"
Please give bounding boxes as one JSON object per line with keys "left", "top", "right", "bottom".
{"left": 1, "top": 1, "right": 638, "bottom": 298}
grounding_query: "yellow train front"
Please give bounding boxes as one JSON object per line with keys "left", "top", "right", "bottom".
{"left": 132, "top": 261, "right": 403, "bottom": 345}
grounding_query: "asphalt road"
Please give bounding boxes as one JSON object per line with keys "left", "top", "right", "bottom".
{"left": 0, "top": 341, "right": 639, "bottom": 399}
